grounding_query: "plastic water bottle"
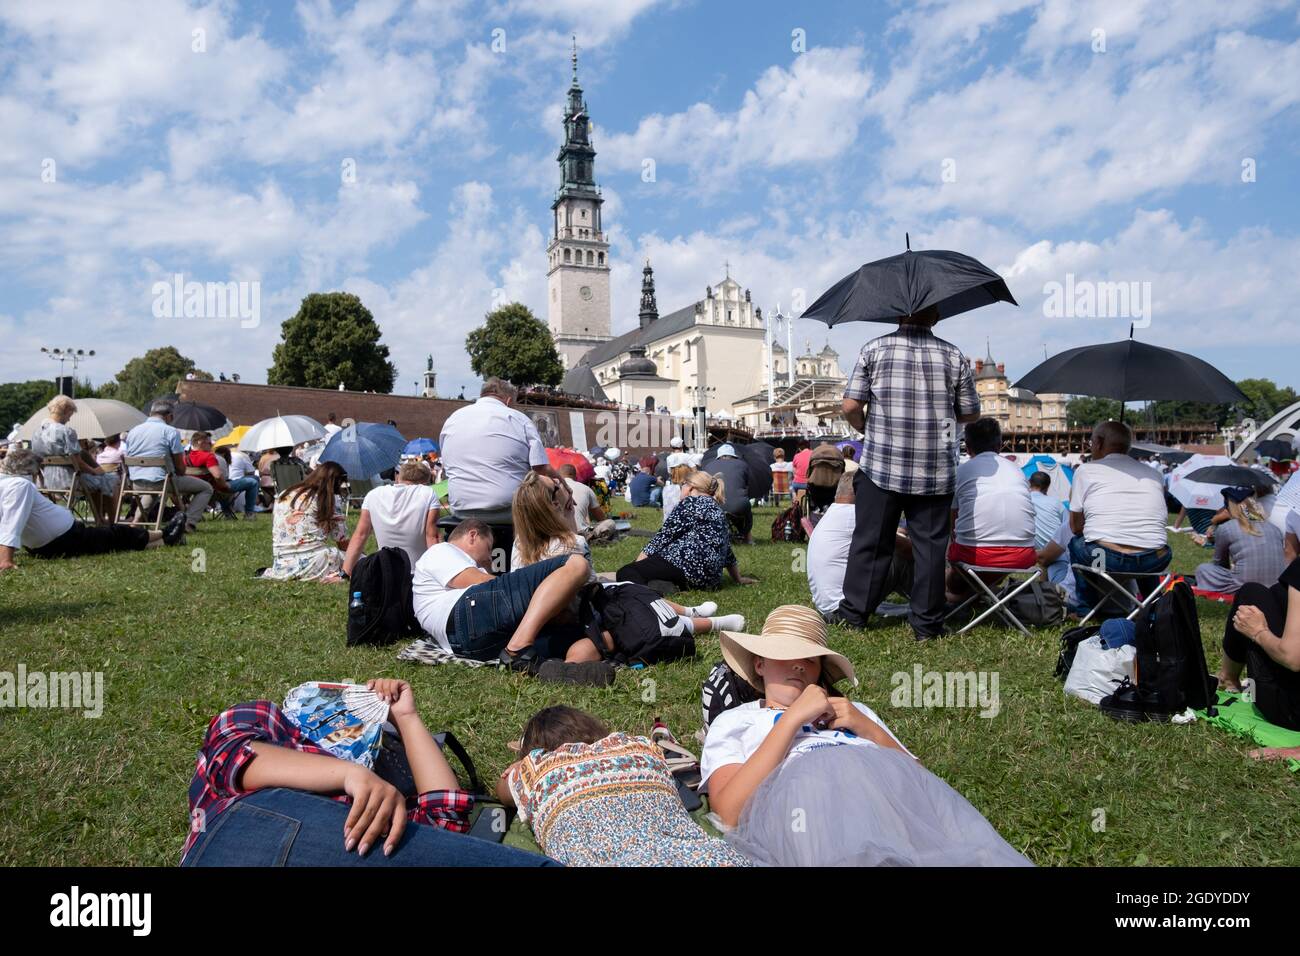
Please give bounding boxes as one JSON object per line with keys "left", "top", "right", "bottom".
{"left": 349, "top": 591, "right": 364, "bottom": 610}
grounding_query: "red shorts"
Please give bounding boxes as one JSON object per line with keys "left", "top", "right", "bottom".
{"left": 947, "top": 542, "right": 1038, "bottom": 569}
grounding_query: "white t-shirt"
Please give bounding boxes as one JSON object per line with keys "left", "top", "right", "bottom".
{"left": 510, "top": 535, "right": 594, "bottom": 582}
{"left": 411, "top": 542, "right": 480, "bottom": 652}
{"left": 770, "top": 461, "right": 794, "bottom": 474}
{"left": 323, "top": 423, "right": 342, "bottom": 437}
{"left": 566, "top": 478, "right": 600, "bottom": 531}
{"left": 700, "top": 700, "right": 909, "bottom": 791}
{"left": 953, "top": 452, "right": 1036, "bottom": 547}
{"left": 0, "top": 475, "right": 75, "bottom": 549}
{"left": 1069, "top": 453, "right": 1169, "bottom": 550}
{"left": 440, "top": 397, "right": 548, "bottom": 513}
{"left": 661, "top": 482, "right": 682, "bottom": 520}
{"left": 362, "top": 483, "right": 439, "bottom": 567}
{"left": 807, "top": 501, "right": 854, "bottom": 613}
{"left": 228, "top": 451, "right": 257, "bottom": 481}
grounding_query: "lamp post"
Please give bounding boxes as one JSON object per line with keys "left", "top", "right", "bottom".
{"left": 40, "top": 347, "right": 95, "bottom": 397}
{"left": 688, "top": 383, "right": 716, "bottom": 452}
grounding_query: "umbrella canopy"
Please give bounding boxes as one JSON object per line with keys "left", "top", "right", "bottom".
{"left": 1255, "top": 439, "right": 1296, "bottom": 461}
{"left": 1183, "top": 465, "right": 1277, "bottom": 493}
{"left": 546, "top": 447, "right": 595, "bottom": 484}
{"left": 1014, "top": 339, "right": 1247, "bottom": 405}
{"left": 1168, "top": 454, "right": 1237, "bottom": 511}
{"left": 700, "top": 442, "right": 774, "bottom": 499}
{"left": 239, "top": 414, "right": 325, "bottom": 453}
{"left": 18, "top": 398, "right": 145, "bottom": 441}
{"left": 318, "top": 422, "right": 406, "bottom": 479}
{"left": 169, "top": 400, "right": 227, "bottom": 432}
{"left": 213, "top": 425, "right": 251, "bottom": 449}
{"left": 1019, "top": 454, "right": 1075, "bottom": 483}
{"left": 403, "top": 437, "right": 439, "bottom": 456}
{"left": 835, "top": 439, "right": 863, "bottom": 463}
{"left": 802, "top": 246, "right": 1016, "bottom": 327}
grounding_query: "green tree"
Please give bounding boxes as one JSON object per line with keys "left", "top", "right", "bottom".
{"left": 0, "top": 378, "right": 106, "bottom": 430}
{"left": 268, "top": 292, "right": 396, "bottom": 392}
{"left": 465, "top": 302, "right": 563, "bottom": 387}
{"left": 1065, "top": 396, "right": 1122, "bottom": 427}
{"left": 106, "top": 347, "right": 211, "bottom": 409}
{"left": 1233, "top": 378, "right": 1298, "bottom": 424}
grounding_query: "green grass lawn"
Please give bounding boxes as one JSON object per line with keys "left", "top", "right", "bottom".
{"left": 1, "top": 504, "right": 1296, "bottom": 866}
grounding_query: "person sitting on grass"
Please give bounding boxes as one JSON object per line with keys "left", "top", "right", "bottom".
{"left": 809, "top": 472, "right": 912, "bottom": 619}
{"left": 661, "top": 459, "right": 691, "bottom": 521}
{"left": 558, "top": 463, "right": 616, "bottom": 542}
{"left": 1067, "top": 421, "right": 1172, "bottom": 616}
{"left": 510, "top": 470, "right": 592, "bottom": 580}
{"left": 709, "top": 444, "right": 754, "bottom": 543}
{"left": 181, "top": 679, "right": 554, "bottom": 867}
{"left": 615, "top": 470, "right": 757, "bottom": 593}
{"left": 945, "top": 419, "right": 1038, "bottom": 603}
{"left": 341, "top": 459, "right": 440, "bottom": 578}
{"left": 1217, "top": 558, "right": 1300, "bottom": 760}
{"left": 700, "top": 605, "right": 1031, "bottom": 867}
{"left": 260, "top": 461, "right": 351, "bottom": 583}
{"left": 0, "top": 449, "right": 186, "bottom": 571}
{"left": 495, "top": 705, "right": 749, "bottom": 867}
{"left": 1193, "top": 487, "right": 1286, "bottom": 594}
{"left": 411, "top": 519, "right": 598, "bottom": 668}
{"left": 629, "top": 460, "right": 662, "bottom": 508}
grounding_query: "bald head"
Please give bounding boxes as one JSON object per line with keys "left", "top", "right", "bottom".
{"left": 558, "top": 463, "right": 577, "bottom": 479}
{"left": 1091, "top": 420, "right": 1132, "bottom": 456}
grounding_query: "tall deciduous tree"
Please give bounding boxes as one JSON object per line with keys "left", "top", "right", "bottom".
{"left": 1065, "top": 396, "right": 1123, "bottom": 427}
{"left": 268, "top": 293, "right": 396, "bottom": 393}
{"left": 465, "top": 302, "right": 563, "bottom": 387}
{"left": 104, "top": 347, "right": 211, "bottom": 409}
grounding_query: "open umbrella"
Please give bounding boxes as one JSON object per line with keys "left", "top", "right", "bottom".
{"left": 318, "top": 422, "right": 406, "bottom": 479}
{"left": 239, "top": 414, "right": 325, "bottom": 453}
{"left": 546, "top": 447, "right": 595, "bottom": 484}
{"left": 213, "top": 425, "right": 251, "bottom": 449}
{"left": 802, "top": 239, "right": 1016, "bottom": 327}
{"left": 18, "top": 398, "right": 145, "bottom": 441}
{"left": 835, "top": 439, "right": 863, "bottom": 463}
{"left": 1255, "top": 439, "right": 1296, "bottom": 461}
{"left": 1184, "top": 465, "right": 1276, "bottom": 494}
{"left": 169, "top": 400, "right": 227, "bottom": 432}
{"left": 1168, "top": 454, "right": 1238, "bottom": 511}
{"left": 1014, "top": 336, "right": 1246, "bottom": 423}
{"left": 404, "top": 437, "right": 439, "bottom": 456}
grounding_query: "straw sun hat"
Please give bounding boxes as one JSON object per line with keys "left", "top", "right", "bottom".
{"left": 720, "top": 605, "right": 858, "bottom": 689}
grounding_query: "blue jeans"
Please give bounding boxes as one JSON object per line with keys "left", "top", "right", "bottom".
{"left": 449, "top": 555, "right": 580, "bottom": 660}
{"left": 182, "top": 788, "right": 557, "bottom": 866}
{"left": 226, "top": 476, "right": 260, "bottom": 514}
{"left": 1067, "top": 535, "right": 1171, "bottom": 615}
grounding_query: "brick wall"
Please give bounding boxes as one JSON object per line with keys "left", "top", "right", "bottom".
{"left": 177, "top": 380, "right": 686, "bottom": 456}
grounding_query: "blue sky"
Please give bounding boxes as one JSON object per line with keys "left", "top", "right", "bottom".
{"left": 2, "top": 0, "right": 1298, "bottom": 398}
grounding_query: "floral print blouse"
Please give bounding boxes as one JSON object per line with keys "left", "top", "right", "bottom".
{"left": 260, "top": 492, "right": 347, "bottom": 581}
{"left": 642, "top": 493, "right": 736, "bottom": 587}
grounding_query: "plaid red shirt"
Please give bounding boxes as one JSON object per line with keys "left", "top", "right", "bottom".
{"left": 182, "top": 700, "right": 473, "bottom": 861}
{"left": 843, "top": 325, "right": 980, "bottom": 496}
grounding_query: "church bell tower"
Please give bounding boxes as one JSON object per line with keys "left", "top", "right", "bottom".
{"left": 546, "top": 38, "right": 612, "bottom": 370}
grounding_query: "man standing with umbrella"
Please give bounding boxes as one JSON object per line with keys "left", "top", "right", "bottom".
{"left": 830, "top": 307, "right": 981, "bottom": 638}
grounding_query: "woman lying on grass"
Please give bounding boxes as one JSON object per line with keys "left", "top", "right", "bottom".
{"left": 700, "top": 605, "right": 1031, "bottom": 867}
{"left": 182, "top": 679, "right": 552, "bottom": 867}
{"left": 496, "top": 705, "right": 749, "bottom": 867}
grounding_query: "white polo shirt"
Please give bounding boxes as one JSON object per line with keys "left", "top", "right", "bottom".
{"left": 411, "top": 541, "right": 480, "bottom": 652}
{"left": 0, "top": 475, "right": 75, "bottom": 549}
{"left": 807, "top": 501, "right": 855, "bottom": 613}
{"left": 1069, "top": 453, "right": 1169, "bottom": 550}
{"left": 953, "top": 452, "right": 1036, "bottom": 548}
{"left": 361, "top": 483, "right": 439, "bottom": 567}
{"left": 440, "top": 397, "right": 548, "bottom": 513}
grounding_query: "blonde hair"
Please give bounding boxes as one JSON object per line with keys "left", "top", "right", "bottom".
{"left": 398, "top": 459, "right": 433, "bottom": 484}
{"left": 1228, "top": 496, "right": 1265, "bottom": 536}
{"left": 512, "top": 471, "right": 579, "bottom": 565}
{"left": 682, "top": 469, "right": 725, "bottom": 504}
{"left": 773, "top": 448, "right": 786, "bottom": 461}
{"left": 669, "top": 463, "right": 691, "bottom": 483}
{"left": 47, "top": 395, "right": 76, "bottom": 421}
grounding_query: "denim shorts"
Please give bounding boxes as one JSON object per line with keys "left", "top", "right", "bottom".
{"left": 449, "top": 555, "right": 579, "bottom": 660}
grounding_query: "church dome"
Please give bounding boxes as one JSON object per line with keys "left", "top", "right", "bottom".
{"left": 619, "top": 343, "right": 658, "bottom": 377}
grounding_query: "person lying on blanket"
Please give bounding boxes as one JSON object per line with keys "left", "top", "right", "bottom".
{"left": 182, "top": 679, "right": 554, "bottom": 867}
{"left": 495, "top": 705, "right": 748, "bottom": 867}
{"left": 700, "top": 605, "right": 1032, "bottom": 867}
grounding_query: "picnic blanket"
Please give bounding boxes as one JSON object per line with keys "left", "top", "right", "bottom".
{"left": 1197, "top": 690, "right": 1300, "bottom": 771}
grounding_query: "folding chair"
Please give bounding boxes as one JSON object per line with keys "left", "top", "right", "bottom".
{"left": 946, "top": 563, "right": 1043, "bottom": 636}
{"left": 271, "top": 460, "right": 306, "bottom": 494}
{"left": 34, "top": 456, "right": 82, "bottom": 511}
{"left": 345, "top": 477, "right": 373, "bottom": 516}
{"left": 770, "top": 469, "right": 792, "bottom": 507}
{"left": 114, "top": 457, "right": 182, "bottom": 530}
{"left": 1070, "top": 565, "right": 1173, "bottom": 626}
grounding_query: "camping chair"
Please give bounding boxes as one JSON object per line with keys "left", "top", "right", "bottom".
{"left": 1070, "top": 564, "right": 1174, "bottom": 626}
{"left": 770, "top": 469, "right": 792, "bottom": 506}
{"left": 345, "top": 477, "right": 373, "bottom": 516}
{"left": 114, "top": 457, "right": 183, "bottom": 530}
{"left": 271, "top": 460, "right": 306, "bottom": 494}
{"left": 945, "top": 563, "right": 1043, "bottom": 636}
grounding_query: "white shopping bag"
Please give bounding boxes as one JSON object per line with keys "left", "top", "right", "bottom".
{"left": 1064, "top": 635, "right": 1136, "bottom": 706}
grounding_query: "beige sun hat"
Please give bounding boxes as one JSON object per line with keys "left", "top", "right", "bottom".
{"left": 719, "top": 604, "right": 858, "bottom": 689}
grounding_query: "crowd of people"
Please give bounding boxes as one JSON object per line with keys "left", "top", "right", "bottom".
{"left": 6, "top": 339, "right": 1300, "bottom": 868}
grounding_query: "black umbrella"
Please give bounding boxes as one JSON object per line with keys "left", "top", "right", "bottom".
{"left": 1255, "top": 439, "right": 1296, "bottom": 461}
{"left": 1014, "top": 337, "right": 1246, "bottom": 423}
{"left": 1184, "top": 466, "right": 1277, "bottom": 492}
{"left": 802, "top": 238, "right": 1016, "bottom": 327}
{"left": 170, "top": 401, "right": 227, "bottom": 431}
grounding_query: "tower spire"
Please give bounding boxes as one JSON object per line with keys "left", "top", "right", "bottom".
{"left": 571, "top": 35, "right": 578, "bottom": 85}
{"left": 639, "top": 259, "right": 659, "bottom": 329}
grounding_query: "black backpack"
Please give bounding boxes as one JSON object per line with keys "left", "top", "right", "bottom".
{"left": 1133, "top": 580, "right": 1215, "bottom": 713}
{"left": 346, "top": 547, "right": 422, "bottom": 646}
{"left": 701, "top": 660, "right": 761, "bottom": 730}
{"left": 589, "top": 581, "right": 696, "bottom": 665}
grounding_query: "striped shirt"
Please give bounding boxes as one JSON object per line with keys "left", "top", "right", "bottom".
{"left": 843, "top": 325, "right": 979, "bottom": 495}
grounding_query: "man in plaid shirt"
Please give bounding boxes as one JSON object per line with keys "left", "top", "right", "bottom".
{"left": 832, "top": 308, "right": 981, "bottom": 638}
